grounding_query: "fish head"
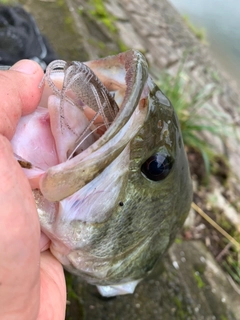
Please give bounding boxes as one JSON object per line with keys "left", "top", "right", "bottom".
{"left": 11, "top": 50, "right": 192, "bottom": 297}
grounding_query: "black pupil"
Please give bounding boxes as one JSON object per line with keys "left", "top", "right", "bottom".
{"left": 141, "top": 153, "right": 173, "bottom": 181}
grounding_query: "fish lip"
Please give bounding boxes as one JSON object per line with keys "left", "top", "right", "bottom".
{"left": 40, "top": 50, "right": 150, "bottom": 202}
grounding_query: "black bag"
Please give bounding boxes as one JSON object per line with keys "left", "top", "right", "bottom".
{"left": 0, "top": 5, "right": 58, "bottom": 70}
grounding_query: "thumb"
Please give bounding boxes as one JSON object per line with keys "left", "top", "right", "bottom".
{"left": 0, "top": 59, "right": 44, "bottom": 139}
{"left": 0, "top": 60, "right": 44, "bottom": 318}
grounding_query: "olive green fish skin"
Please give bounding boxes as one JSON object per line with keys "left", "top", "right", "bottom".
{"left": 60, "top": 78, "right": 192, "bottom": 286}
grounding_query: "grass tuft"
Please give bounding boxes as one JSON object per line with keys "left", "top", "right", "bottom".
{"left": 157, "top": 63, "right": 233, "bottom": 178}
{"left": 183, "top": 15, "right": 207, "bottom": 43}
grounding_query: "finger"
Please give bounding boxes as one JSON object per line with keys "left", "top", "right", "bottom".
{"left": 0, "top": 60, "right": 44, "bottom": 139}
{"left": 37, "top": 251, "right": 66, "bottom": 320}
{"left": 0, "top": 136, "right": 41, "bottom": 319}
{"left": 40, "top": 232, "right": 51, "bottom": 252}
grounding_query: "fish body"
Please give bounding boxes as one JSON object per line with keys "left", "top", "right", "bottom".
{"left": 11, "top": 50, "right": 192, "bottom": 296}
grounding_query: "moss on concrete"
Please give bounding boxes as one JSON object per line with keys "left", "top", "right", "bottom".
{"left": 89, "top": 0, "right": 117, "bottom": 33}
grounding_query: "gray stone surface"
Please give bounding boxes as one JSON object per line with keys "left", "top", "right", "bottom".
{"left": 66, "top": 241, "right": 239, "bottom": 320}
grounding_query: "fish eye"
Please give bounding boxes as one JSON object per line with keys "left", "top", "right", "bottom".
{"left": 141, "top": 153, "right": 173, "bottom": 181}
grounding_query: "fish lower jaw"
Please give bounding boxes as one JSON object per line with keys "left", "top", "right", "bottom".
{"left": 97, "top": 279, "right": 142, "bottom": 297}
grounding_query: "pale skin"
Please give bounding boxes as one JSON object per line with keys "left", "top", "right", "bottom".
{"left": 0, "top": 60, "right": 66, "bottom": 320}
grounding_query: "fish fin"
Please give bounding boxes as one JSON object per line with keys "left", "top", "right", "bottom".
{"left": 96, "top": 279, "right": 141, "bottom": 297}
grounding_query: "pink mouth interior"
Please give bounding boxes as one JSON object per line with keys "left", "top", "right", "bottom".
{"left": 11, "top": 78, "right": 108, "bottom": 189}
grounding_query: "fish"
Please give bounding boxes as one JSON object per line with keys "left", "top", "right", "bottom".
{"left": 11, "top": 50, "right": 192, "bottom": 297}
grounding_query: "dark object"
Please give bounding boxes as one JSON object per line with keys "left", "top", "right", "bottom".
{"left": 141, "top": 152, "right": 173, "bottom": 181}
{"left": 0, "top": 5, "right": 58, "bottom": 70}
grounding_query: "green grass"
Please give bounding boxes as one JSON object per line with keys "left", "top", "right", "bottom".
{"left": 183, "top": 15, "right": 207, "bottom": 43}
{"left": 193, "top": 271, "right": 205, "bottom": 289}
{"left": 157, "top": 63, "right": 233, "bottom": 177}
{"left": 223, "top": 257, "right": 240, "bottom": 284}
{"left": 222, "top": 228, "right": 240, "bottom": 285}
{"left": 0, "top": 0, "right": 15, "bottom": 3}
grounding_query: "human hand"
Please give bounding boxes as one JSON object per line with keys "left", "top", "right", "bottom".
{"left": 0, "top": 60, "right": 66, "bottom": 320}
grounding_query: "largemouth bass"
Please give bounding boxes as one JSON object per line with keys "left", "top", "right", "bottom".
{"left": 11, "top": 50, "right": 192, "bottom": 297}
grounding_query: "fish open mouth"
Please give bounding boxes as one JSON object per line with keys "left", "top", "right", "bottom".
{"left": 12, "top": 50, "right": 149, "bottom": 202}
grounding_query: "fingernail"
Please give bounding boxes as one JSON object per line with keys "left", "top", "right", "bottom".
{"left": 10, "top": 60, "right": 39, "bottom": 75}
